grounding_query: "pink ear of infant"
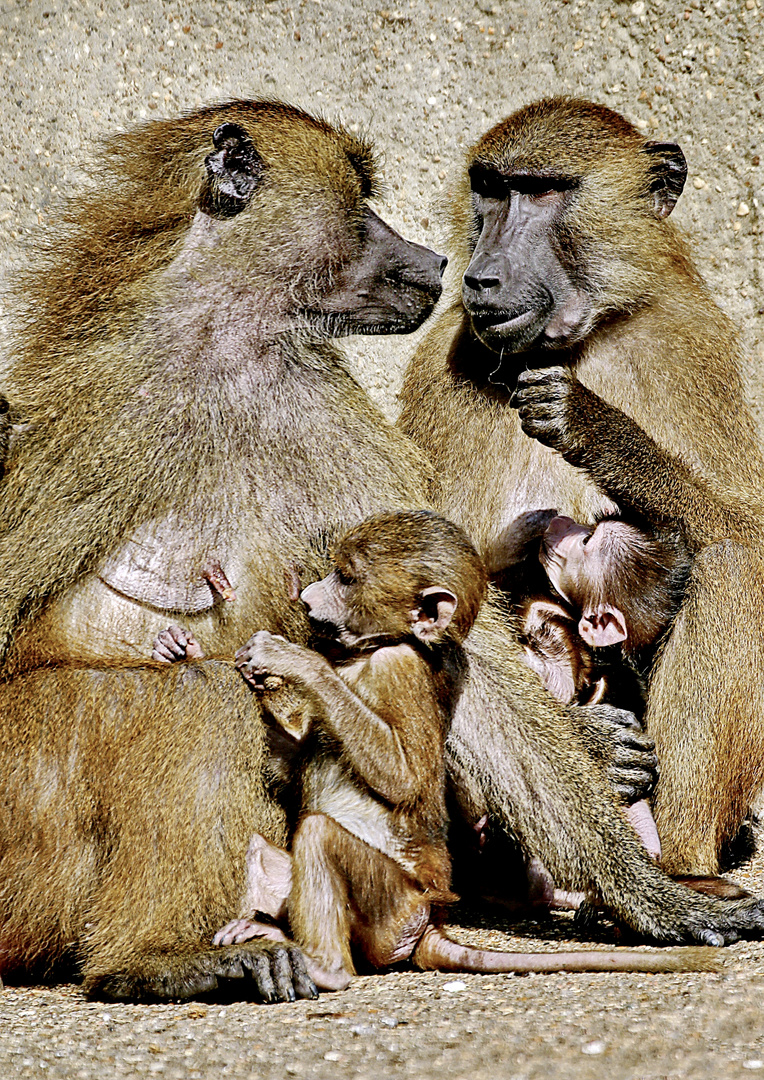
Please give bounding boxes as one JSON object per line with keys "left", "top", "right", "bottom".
{"left": 578, "top": 604, "right": 628, "bottom": 648}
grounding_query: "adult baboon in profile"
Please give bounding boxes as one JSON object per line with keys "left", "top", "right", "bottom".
{"left": 399, "top": 96, "right": 764, "bottom": 877}
{"left": 0, "top": 100, "right": 761, "bottom": 1004}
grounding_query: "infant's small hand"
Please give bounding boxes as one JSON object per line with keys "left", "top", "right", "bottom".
{"left": 151, "top": 624, "right": 204, "bottom": 663}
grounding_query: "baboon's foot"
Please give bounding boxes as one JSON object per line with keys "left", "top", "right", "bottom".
{"left": 85, "top": 941, "right": 317, "bottom": 1003}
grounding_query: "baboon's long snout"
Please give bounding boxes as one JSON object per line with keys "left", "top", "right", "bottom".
{"left": 316, "top": 209, "right": 446, "bottom": 335}
{"left": 364, "top": 209, "right": 446, "bottom": 296}
{"left": 400, "top": 238, "right": 448, "bottom": 293}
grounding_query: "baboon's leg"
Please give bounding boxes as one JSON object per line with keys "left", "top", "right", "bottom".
{"left": 0, "top": 661, "right": 317, "bottom": 1001}
{"left": 289, "top": 814, "right": 356, "bottom": 979}
{"left": 290, "top": 814, "right": 429, "bottom": 975}
{"left": 338, "top": 841, "right": 430, "bottom": 970}
{"left": 649, "top": 542, "right": 764, "bottom": 875}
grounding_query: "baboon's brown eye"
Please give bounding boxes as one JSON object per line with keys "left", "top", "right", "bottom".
{"left": 510, "top": 175, "right": 578, "bottom": 198}
{"left": 469, "top": 165, "right": 507, "bottom": 201}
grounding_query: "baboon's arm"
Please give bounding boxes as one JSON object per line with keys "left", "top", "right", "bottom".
{"left": 236, "top": 631, "right": 432, "bottom": 805}
{"left": 511, "top": 366, "right": 760, "bottom": 548}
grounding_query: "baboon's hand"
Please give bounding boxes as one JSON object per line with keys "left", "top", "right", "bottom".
{"left": 213, "top": 918, "right": 287, "bottom": 947}
{"left": 575, "top": 703, "right": 659, "bottom": 803}
{"left": 625, "top": 885, "right": 764, "bottom": 948}
{"left": 151, "top": 624, "right": 205, "bottom": 663}
{"left": 510, "top": 366, "right": 601, "bottom": 463}
{"left": 210, "top": 940, "right": 318, "bottom": 1003}
{"left": 236, "top": 629, "right": 328, "bottom": 689}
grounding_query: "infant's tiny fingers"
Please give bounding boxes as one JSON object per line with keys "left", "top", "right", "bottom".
{"left": 157, "top": 630, "right": 185, "bottom": 655}
{"left": 232, "top": 926, "right": 258, "bottom": 944}
{"left": 213, "top": 920, "right": 247, "bottom": 947}
{"left": 213, "top": 919, "right": 264, "bottom": 947}
{"left": 239, "top": 665, "right": 270, "bottom": 688}
{"left": 151, "top": 647, "right": 173, "bottom": 664}
{"left": 184, "top": 634, "right": 205, "bottom": 660}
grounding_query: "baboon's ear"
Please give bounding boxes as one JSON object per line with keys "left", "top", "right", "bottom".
{"left": 642, "top": 141, "right": 687, "bottom": 220}
{"left": 410, "top": 586, "right": 458, "bottom": 643}
{"left": 202, "top": 123, "right": 265, "bottom": 217}
{"left": 578, "top": 604, "right": 628, "bottom": 649}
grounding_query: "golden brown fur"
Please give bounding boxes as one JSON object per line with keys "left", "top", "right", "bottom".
{"left": 229, "top": 512, "right": 713, "bottom": 978}
{"left": 0, "top": 100, "right": 763, "bottom": 1002}
{"left": 0, "top": 101, "right": 437, "bottom": 1000}
{"left": 399, "top": 96, "right": 764, "bottom": 875}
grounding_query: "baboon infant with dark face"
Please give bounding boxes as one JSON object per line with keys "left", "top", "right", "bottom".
{"left": 509, "top": 511, "right": 690, "bottom": 712}
{"left": 155, "top": 511, "right": 715, "bottom": 984}
{"left": 501, "top": 509, "right": 691, "bottom": 877}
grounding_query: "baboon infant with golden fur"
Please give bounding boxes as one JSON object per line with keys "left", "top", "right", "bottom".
{"left": 157, "top": 511, "right": 715, "bottom": 981}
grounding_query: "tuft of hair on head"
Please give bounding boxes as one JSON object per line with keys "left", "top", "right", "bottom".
{"left": 592, "top": 519, "right": 691, "bottom": 654}
{"left": 335, "top": 510, "right": 487, "bottom": 644}
{"left": 11, "top": 99, "right": 378, "bottom": 375}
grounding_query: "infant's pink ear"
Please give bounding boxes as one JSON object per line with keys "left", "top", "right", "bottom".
{"left": 578, "top": 604, "right": 628, "bottom": 648}
{"left": 410, "top": 585, "right": 458, "bottom": 642}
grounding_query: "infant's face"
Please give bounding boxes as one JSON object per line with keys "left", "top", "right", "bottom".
{"left": 539, "top": 515, "right": 596, "bottom": 606}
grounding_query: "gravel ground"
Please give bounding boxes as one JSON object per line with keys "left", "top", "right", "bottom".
{"left": 0, "top": 0, "right": 763, "bottom": 1077}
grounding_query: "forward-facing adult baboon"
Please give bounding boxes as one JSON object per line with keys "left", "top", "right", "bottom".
{"left": 399, "top": 96, "right": 764, "bottom": 877}
{"left": 0, "top": 100, "right": 762, "bottom": 1004}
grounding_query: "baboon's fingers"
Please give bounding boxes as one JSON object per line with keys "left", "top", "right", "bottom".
{"left": 616, "top": 889, "right": 764, "bottom": 946}
{"left": 213, "top": 920, "right": 256, "bottom": 946}
{"left": 271, "top": 947, "right": 298, "bottom": 1003}
{"left": 237, "top": 665, "right": 270, "bottom": 689}
{"left": 513, "top": 366, "right": 570, "bottom": 390}
{"left": 509, "top": 367, "right": 584, "bottom": 451}
{"left": 576, "top": 703, "right": 659, "bottom": 801}
{"left": 288, "top": 946, "right": 322, "bottom": 999}
{"left": 213, "top": 919, "right": 288, "bottom": 947}
{"left": 242, "top": 949, "right": 280, "bottom": 1003}
{"left": 612, "top": 734, "right": 657, "bottom": 758}
{"left": 152, "top": 628, "right": 189, "bottom": 662}
{"left": 235, "top": 941, "right": 317, "bottom": 1003}
{"left": 697, "top": 929, "right": 726, "bottom": 946}
{"left": 86, "top": 942, "right": 317, "bottom": 1004}
{"left": 591, "top": 705, "right": 642, "bottom": 733}
{"left": 165, "top": 625, "right": 204, "bottom": 659}
{"left": 608, "top": 772, "right": 658, "bottom": 804}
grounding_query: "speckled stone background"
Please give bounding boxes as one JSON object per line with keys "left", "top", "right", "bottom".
{"left": 0, "top": 0, "right": 763, "bottom": 1077}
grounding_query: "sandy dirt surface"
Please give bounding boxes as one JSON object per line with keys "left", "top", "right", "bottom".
{"left": 0, "top": 0, "right": 763, "bottom": 1077}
